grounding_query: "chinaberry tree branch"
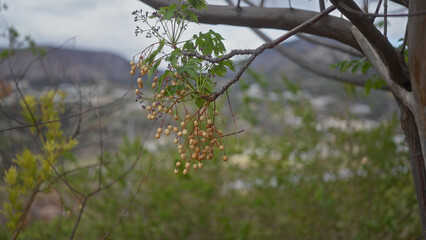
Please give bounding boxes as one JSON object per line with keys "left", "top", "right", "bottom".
{"left": 182, "top": 48, "right": 255, "bottom": 63}
{"left": 140, "top": 0, "right": 361, "bottom": 51}
{"left": 296, "top": 33, "right": 363, "bottom": 57}
{"left": 237, "top": 0, "right": 384, "bottom": 89}
{"left": 206, "top": 5, "right": 337, "bottom": 101}
{"left": 239, "top": 0, "right": 363, "bottom": 57}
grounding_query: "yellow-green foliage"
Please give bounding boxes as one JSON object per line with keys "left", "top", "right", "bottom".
{"left": 2, "top": 90, "right": 78, "bottom": 232}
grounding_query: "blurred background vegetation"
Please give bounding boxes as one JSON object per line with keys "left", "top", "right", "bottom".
{"left": 0, "top": 3, "right": 422, "bottom": 239}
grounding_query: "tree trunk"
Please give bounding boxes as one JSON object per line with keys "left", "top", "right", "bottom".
{"left": 399, "top": 101, "right": 426, "bottom": 239}
{"left": 406, "top": 1, "right": 426, "bottom": 238}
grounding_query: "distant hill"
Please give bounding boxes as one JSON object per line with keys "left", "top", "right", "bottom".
{"left": 0, "top": 47, "right": 131, "bottom": 86}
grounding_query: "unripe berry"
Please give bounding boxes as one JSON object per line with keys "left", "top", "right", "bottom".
{"left": 174, "top": 169, "right": 179, "bottom": 174}
{"left": 174, "top": 115, "right": 179, "bottom": 120}
{"left": 173, "top": 127, "right": 179, "bottom": 133}
{"left": 152, "top": 82, "right": 157, "bottom": 88}
{"left": 198, "top": 162, "right": 203, "bottom": 169}
{"left": 155, "top": 133, "right": 160, "bottom": 139}
{"left": 223, "top": 156, "right": 228, "bottom": 161}
{"left": 165, "top": 129, "right": 170, "bottom": 135}
{"left": 192, "top": 153, "right": 197, "bottom": 159}
{"left": 176, "top": 161, "right": 182, "bottom": 167}
{"left": 174, "top": 138, "right": 178, "bottom": 144}
{"left": 130, "top": 70, "right": 135, "bottom": 75}
{"left": 135, "top": 89, "right": 140, "bottom": 95}
{"left": 183, "top": 169, "right": 188, "bottom": 175}
{"left": 168, "top": 125, "right": 173, "bottom": 130}
{"left": 193, "top": 164, "right": 198, "bottom": 170}
{"left": 137, "top": 77, "right": 143, "bottom": 84}
{"left": 199, "top": 115, "right": 205, "bottom": 121}
{"left": 207, "top": 119, "right": 213, "bottom": 125}
{"left": 193, "top": 121, "right": 198, "bottom": 127}
{"left": 182, "top": 129, "right": 188, "bottom": 135}
{"left": 157, "top": 128, "right": 162, "bottom": 134}
{"left": 153, "top": 76, "right": 158, "bottom": 82}
{"left": 180, "top": 122, "right": 185, "bottom": 127}
{"left": 177, "top": 131, "right": 183, "bottom": 136}
{"left": 219, "top": 145, "right": 224, "bottom": 150}
{"left": 185, "top": 162, "right": 190, "bottom": 169}
{"left": 181, "top": 154, "right": 186, "bottom": 160}
{"left": 130, "top": 60, "right": 135, "bottom": 66}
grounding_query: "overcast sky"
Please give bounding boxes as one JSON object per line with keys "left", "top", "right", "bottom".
{"left": 0, "top": 0, "right": 407, "bottom": 60}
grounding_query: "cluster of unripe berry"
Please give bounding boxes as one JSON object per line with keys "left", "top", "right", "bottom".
{"left": 130, "top": 58, "right": 229, "bottom": 175}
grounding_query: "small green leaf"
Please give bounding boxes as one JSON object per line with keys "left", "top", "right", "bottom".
{"left": 282, "top": 75, "right": 299, "bottom": 94}
{"left": 145, "top": 40, "right": 165, "bottom": 66}
{"left": 187, "top": 0, "right": 207, "bottom": 10}
{"left": 195, "top": 97, "right": 206, "bottom": 108}
{"left": 148, "top": 60, "right": 161, "bottom": 81}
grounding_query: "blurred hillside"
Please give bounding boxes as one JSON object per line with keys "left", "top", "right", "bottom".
{"left": 0, "top": 47, "right": 131, "bottom": 85}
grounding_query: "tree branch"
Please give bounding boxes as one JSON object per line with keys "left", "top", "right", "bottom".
{"left": 254, "top": 29, "right": 389, "bottom": 90}
{"left": 139, "top": 0, "right": 361, "bottom": 51}
{"left": 206, "top": 5, "right": 337, "bottom": 101}
{"left": 296, "top": 33, "right": 364, "bottom": 57}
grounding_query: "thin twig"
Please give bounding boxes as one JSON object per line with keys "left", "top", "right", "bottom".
{"left": 182, "top": 49, "right": 255, "bottom": 63}
{"left": 100, "top": 158, "right": 160, "bottom": 240}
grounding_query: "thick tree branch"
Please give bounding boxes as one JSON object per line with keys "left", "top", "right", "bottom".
{"left": 139, "top": 0, "right": 361, "bottom": 51}
{"left": 296, "top": 33, "right": 364, "bottom": 57}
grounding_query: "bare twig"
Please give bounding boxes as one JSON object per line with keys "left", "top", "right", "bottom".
{"left": 100, "top": 158, "right": 160, "bottom": 240}
{"left": 181, "top": 49, "right": 255, "bottom": 63}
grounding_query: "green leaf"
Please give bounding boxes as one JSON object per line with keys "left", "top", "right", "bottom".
{"left": 145, "top": 40, "right": 165, "bottom": 66}
{"left": 184, "top": 9, "right": 199, "bottom": 23}
{"left": 361, "top": 61, "right": 371, "bottom": 74}
{"left": 195, "top": 97, "right": 206, "bottom": 108}
{"left": 187, "top": 0, "right": 207, "bottom": 10}
{"left": 282, "top": 75, "right": 299, "bottom": 94}
{"left": 239, "top": 79, "right": 250, "bottom": 92}
{"left": 161, "top": 4, "right": 177, "bottom": 20}
{"left": 222, "top": 60, "right": 235, "bottom": 72}
{"left": 148, "top": 60, "right": 161, "bottom": 81}
{"left": 0, "top": 49, "right": 10, "bottom": 59}
{"left": 247, "top": 68, "right": 268, "bottom": 89}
